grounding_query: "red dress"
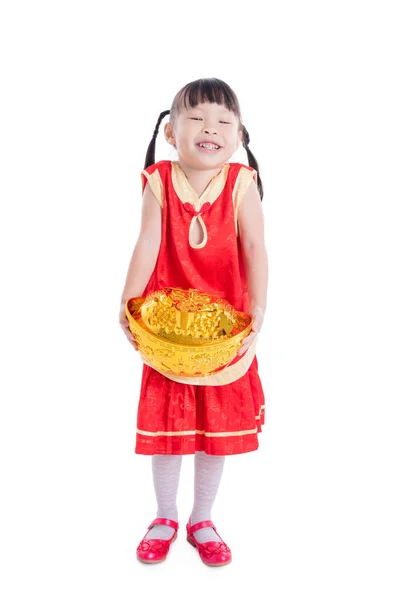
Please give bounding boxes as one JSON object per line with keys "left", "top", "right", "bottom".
{"left": 135, "top": 160, "right": 266, "bottom": 455}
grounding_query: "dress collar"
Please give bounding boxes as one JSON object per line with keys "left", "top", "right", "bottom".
{"left": 171, "top": 161, "right": 230, "bottom": 210}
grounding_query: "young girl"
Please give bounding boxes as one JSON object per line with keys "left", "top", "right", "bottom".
{"left": 119, "top": 78, "right": 268, "bottom": 567}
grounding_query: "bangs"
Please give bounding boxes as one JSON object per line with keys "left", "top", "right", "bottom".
{"left": 174, "top": 78, "right": 241, "bottom": 118}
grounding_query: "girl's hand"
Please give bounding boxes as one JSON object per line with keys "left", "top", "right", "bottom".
{"left": 119, "top": 301, "right": 139, "bottom": 351}
{"left": 237, "top": 305, "right": 265, "bottom": 356}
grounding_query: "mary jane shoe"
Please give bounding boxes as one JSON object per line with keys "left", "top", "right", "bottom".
{"left": 186, "top": 519, "right": 232, "bottom": 567}
{"left": 136, "top": 517, "right": 179, "bottom": 564}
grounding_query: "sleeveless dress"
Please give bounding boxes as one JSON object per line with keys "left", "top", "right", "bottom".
{"left": 135, "top": 160, "right": 266, "bottom": 456}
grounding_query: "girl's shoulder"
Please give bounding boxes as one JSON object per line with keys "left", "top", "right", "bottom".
{"left": 227, "top": 162, "right": 258, "bottom": 191}
{"left": 140, "top": 161, "right": 172, "bottom": 207}
{"left": 228, "top": 163, "right": 258, "bottom": 210}
{"left": 227, "top": 161, "right": 257, "bottom": 175}
{"left": 141, "top": 160, "right": 171, "bottom": 176}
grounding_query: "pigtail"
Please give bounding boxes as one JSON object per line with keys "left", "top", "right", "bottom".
{"left": 144, "top": 110, "right": 170, "bottom": 169}
{"left": 242, "top": 125, "right": 264, "bottom": 202}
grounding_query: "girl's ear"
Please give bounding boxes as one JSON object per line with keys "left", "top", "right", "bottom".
{"left": 164, "top": 122, "right": 175, "bottom": 145}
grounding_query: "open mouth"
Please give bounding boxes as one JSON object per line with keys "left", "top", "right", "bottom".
{"left": 197, "top": 142, "right": 221, "bottom": 151}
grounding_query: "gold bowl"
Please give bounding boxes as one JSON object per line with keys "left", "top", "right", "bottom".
{"left": 125, "top": 287, "right": 253, "bottom": 377}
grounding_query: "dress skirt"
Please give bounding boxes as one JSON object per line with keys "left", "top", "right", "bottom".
{"left": 135, "top": 355, "right": 265, "bottom": 456}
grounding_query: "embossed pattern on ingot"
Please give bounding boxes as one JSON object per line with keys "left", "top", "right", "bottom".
{"left": 126, "top": 287, "right": 253, "bottom": 377}
{"left": 141, "top": 288, "right": 236, "bottom": 342}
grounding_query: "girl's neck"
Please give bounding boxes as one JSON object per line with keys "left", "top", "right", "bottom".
{"left": 177, "top": 160, "right": 225, "bottom": 197}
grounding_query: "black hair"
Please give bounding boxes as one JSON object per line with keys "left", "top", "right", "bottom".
{"left": 144, "top": 78, "right": 264, "bottom": 201}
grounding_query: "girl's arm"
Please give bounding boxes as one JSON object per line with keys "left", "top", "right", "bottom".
{"left": 120, "top": 184, "right": 162, "bottom": 304}
{"left": 237, "top": 179, "right": 269, "bottom": 315}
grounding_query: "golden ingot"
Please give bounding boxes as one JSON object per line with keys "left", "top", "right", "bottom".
{"left": 125, "top": 287, "right": 253, "bottom": 377}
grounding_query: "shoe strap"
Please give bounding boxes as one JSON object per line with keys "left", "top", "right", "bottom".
{"left": 189, "top": 519, "right": 216, "bottom": 535}
{"left": 150, "top": 517, "right": 179, "bottom": 530}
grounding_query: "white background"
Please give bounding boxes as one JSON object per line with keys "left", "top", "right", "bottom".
{"left": 1, "top": 1, "right": 399, "bottom": 598}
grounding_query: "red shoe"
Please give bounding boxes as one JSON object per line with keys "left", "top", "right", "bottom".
{"left": 136, "top": 518, "right": 179, "bottom": 564}
{"left": 186, "top": 519, "right": 232, "bottom": 567}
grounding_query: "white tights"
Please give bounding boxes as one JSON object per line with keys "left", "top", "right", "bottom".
{"left": 144, "top": 451, "right": 225, "bottom": 543}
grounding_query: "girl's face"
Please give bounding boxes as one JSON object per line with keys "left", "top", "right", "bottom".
{"left": 164, "top": 102, "right": 243, "bottom": 170}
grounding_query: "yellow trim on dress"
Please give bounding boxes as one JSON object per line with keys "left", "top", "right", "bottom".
{"left": 171, "top": 161, "right": 230, "bottom": 208}
{"left": 137, "top": 427, "right": 258, "bottom": 437}
{"left": 136, "top": 428, "right": 196, "bottom": 437}
{"left": 232, "top": 166, "right": 258, "bottom": 236}
{"left": 136, "top": 406, "right": 264, "bottom": 438}
{"left": 141, "top": 168, "right": 164, "bottom": 208}
{"left": 188, "top": 214, "right": 208, "bottom": 249}
{"left": 195, "top": 427, "right": 258, "bottom": 437}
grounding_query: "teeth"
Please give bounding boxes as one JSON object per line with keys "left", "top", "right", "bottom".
{"left": 199, "top": 143, "right": 219, "bottom": 150}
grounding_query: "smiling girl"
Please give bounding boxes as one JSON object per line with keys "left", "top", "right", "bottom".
{"left": 119, "top": 78, "right": 269, "bottom": 566}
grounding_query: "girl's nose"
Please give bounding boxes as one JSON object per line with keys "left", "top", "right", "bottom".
{"left": 202, "top": 124, "right": 218, "bottom": 135}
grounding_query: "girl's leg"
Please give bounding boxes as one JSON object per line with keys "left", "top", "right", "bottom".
{"left": 144, "top": 454, "right": 183, "bottom": 540}
{"left": 189, "top": 450, "right": 225, "bottom": 543}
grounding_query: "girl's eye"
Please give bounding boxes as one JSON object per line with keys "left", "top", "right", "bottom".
{"left": 189, "top": 118, "right": 231, "bottom": 124}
